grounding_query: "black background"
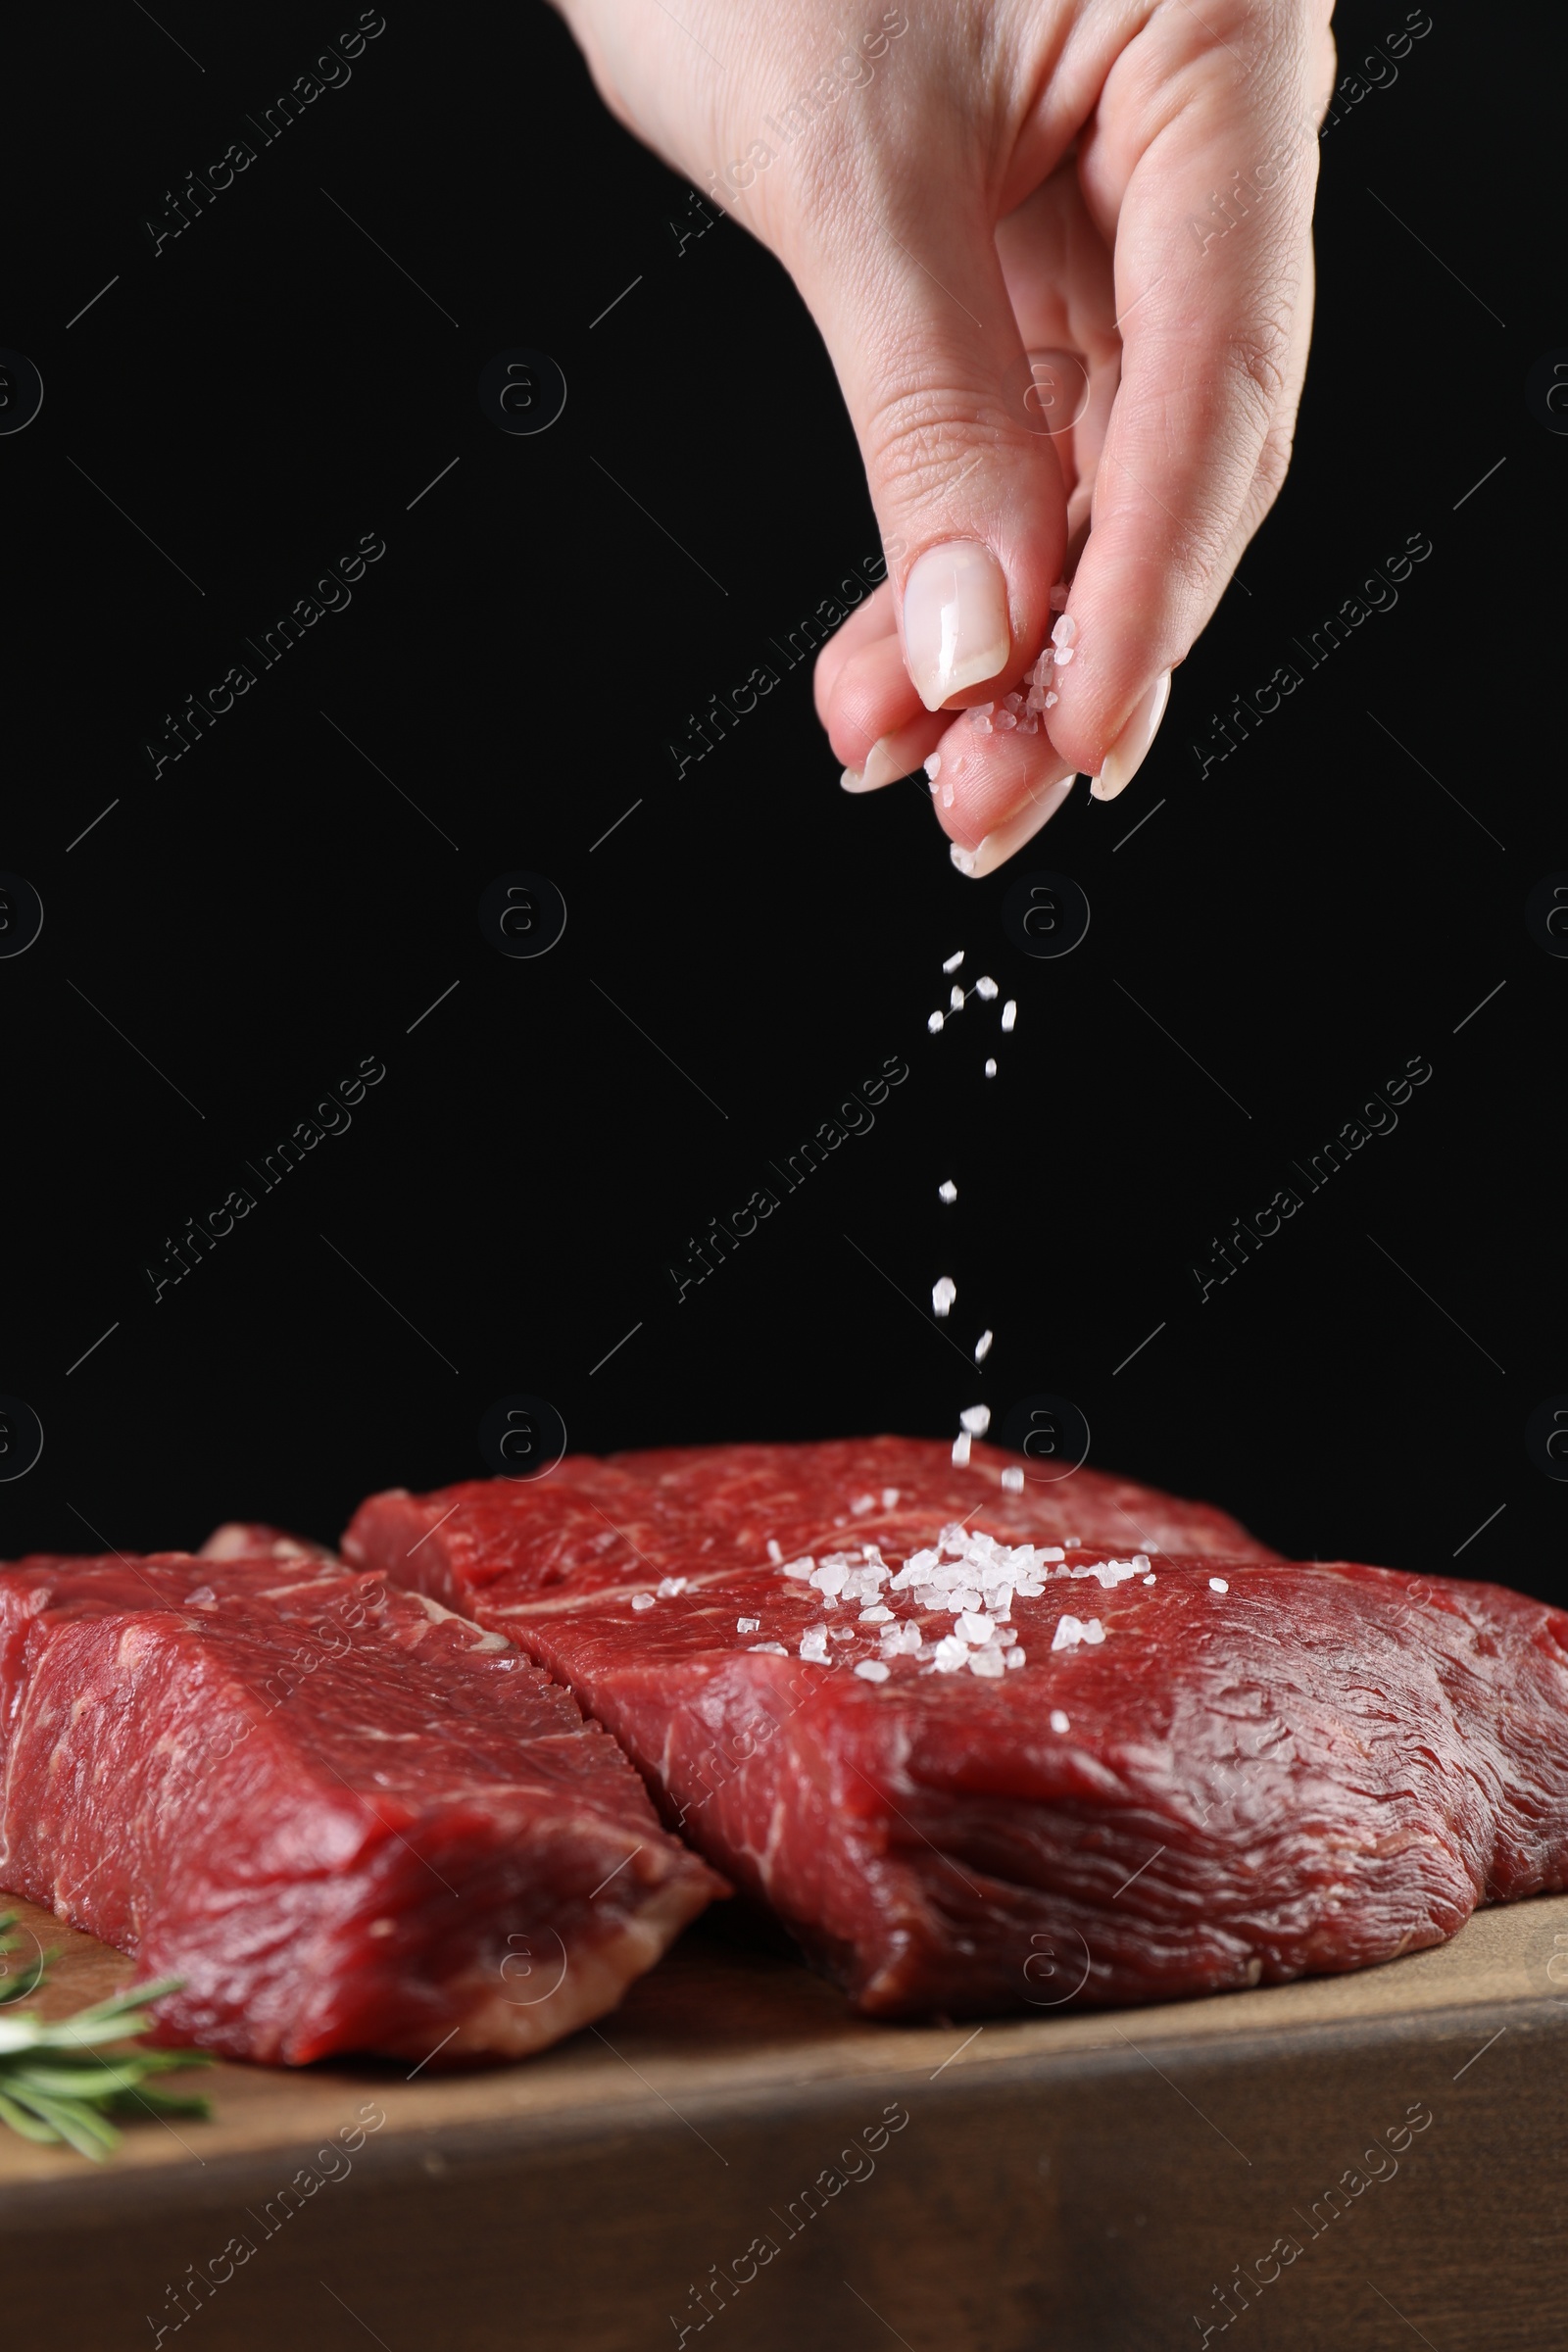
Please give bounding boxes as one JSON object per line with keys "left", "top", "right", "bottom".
{"left": 2, "top": 2, "right": 1558, "bottom": 1601}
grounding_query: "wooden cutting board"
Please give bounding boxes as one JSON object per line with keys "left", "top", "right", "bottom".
{"left": 2, "top": 1889, "right": 1565, "bottom": 2350}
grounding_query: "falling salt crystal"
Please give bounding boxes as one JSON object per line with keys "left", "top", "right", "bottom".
{"left": 942, "top": 948, "right": 963, "bottom": 972}
{"left": 938, "top": 1179, "right": 957, "bottom": 1203}
{"left": 737, "top": 1616, "right": 760, "bottom": 1634}
{"left": 1049, "top": 583, "right": 1069, "bottom": 612}
{"left": 959, "top": 1404, "right": 991, "bottom": 1436}
{"left": 974, "top": 976, "right": 998, "bottom": 1001}
{"left": 854, "top": 1658, "right": 891, "bottom": 1682}
{"left": 932, "top": 1277, "right": 956, "bottom": 1316}
{"left": 952, "top": 1432, "right": 972, "bottom": 1467}
{"left": 1052, "top": 614, "right": 1078, "bottom": 649}
{"left": 950, "top": 984, "right": 964, "bottom": 1010}
{"left": 927, "top": 755, "right": 944, "bottom": 783}
{"left": 766, "top": 1540, "right": 782, "bottom": 1564}
{"left": 631, "top": 1592, "right": 656, "bottom": 1612}
{"left": 1209, "top": 1577, "right": 1230, "bottom": 1593}
{"left": 985, "top": 1058, "right": 998, "bottom": 1078}
{"left": 974, "top": 1330, "right": 993, "bottom": 1361}
{"left": 881, "top": 1487, "right": 900, "bottom": 1508}
{"left": 928, "top": 1010, "right": 945, "bottom": 1034}
{"left": 1050, "top": 1707, "right": 1070, "bottom": 1733}
{"left": 1001, "top": 1465, "right": 1024, "bottom": 1493}
{"left": 1001, "top": 1000, "right": 1016, "bottom": 1032}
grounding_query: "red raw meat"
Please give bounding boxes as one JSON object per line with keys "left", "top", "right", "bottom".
{"left": 345, "top": 1438, "right": 1568, "bottom": 2016}
{"left": 0, "top": 1548, "right": 720, "bottom": 2063}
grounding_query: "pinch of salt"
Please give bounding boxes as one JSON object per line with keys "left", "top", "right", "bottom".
{"left": 952, "top": 1432, "right": 972, "bottom": 1467}
{"left": 1050, "top": 1707, "right": 1070, "bottom": 1733}
{"left": 938, "top": 1180, "right": 957, "bottom": 1203}
{"left": 974, "top": 1329, "right": 994, "bottom": 1362}
{"left": 1209, "top": 1577, "right": 1230, "bottom": 1593}
{"left": 959, "top": 1403, "right": 991, "bottom": 1436}
{"left": 974, "top": 976, "right": 998, "bottom": 1001}
{"left": 950, "top": 985, "right": 964, "bottom": 1010}
{"left": 932, "top": 1276, "right": 956, "bottom": 1316}
{"left": 737, "top": 1617, "right": 760, "bottom": 1633}
{"left": 928, "top": 1010, "right": 945, "bottom": 1034}
{"left": 943, "top": 949, "right": 963, "bottom": 972}
{"left": 1001, "top": 1465, "right": 1024, "bottom": 1492}
{"left": 1001, "top": 1001, "right": 1016, "bottom": 1032}
{"left": 985, "top": 1058, "right": 998, "bottom": 1078}
{"left": 927, "top": 755, "right": 944, "bottom": 783}
{"left": 855, "top": 1658, "right": 891, "bottom": 1682}
{"left": 631, "top": 1593, "right": 656, "bottom": 1611}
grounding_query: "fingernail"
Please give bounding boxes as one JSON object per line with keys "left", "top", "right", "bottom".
{"left": 860, "top": 736, "right": 915, "bottom": 792}
{"left": 949, "top": 774, "right": 1077, "bottom": 878}
{"left": 1089, "top": 670, "right": 1172, "bottom": 802}
{"left": 841, "top": 765, "right": 866, "bottom": 792}
{"left": 903, "top": 541, "right": 1011, "bottom": 711}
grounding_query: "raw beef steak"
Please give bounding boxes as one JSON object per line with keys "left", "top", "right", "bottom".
{"left": 344, "top": 1439, "right": 1568, "bottom": 2016}
{"left": 0, "top": 1548, "right": 720, "bottom": 2063}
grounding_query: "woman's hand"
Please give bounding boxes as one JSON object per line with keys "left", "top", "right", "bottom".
{"left": 557, "top": 0, "right": 1337, "bottom": 871}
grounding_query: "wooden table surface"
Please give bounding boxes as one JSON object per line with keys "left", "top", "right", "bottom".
{"left": 3, "top": 1889, "right": 1566, "bottom": 2348}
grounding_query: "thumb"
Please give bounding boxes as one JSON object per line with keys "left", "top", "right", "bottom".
{"left": 801, "top": 172, "right": 1069, "bottom": 736}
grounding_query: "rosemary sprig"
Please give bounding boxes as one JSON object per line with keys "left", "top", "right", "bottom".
{"left": 0, "top": 1912, "right": 213, "bottom": 2160}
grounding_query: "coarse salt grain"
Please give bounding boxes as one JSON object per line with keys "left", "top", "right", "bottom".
{"left": 737, "top": 1617, "right": 760, "bottom": 1634}
{"left": 1054, "top": 644, "right": 1074, "bottom": 665}
{"left": 881, "top": 1487, "right": 900, "bottom": 1507}
{"left": 959, "top": 1403, "right": 991, "bottom": 1436}
{"left": 943, "top": 949, "right": 963, "bottom": 972}
{"left": 928, "top": 1010, "right": 945, "bottom": 1034}
{"left": 952, "top": 1432, "right": 972, "bottom": 1467}
{"left": 1004, "top": 1647, "right": 1026, "bottom": 1670}
{"left": 950, "top": 985, "right": 964, "bottom": 1011}
{"left": 1045, "top": 690, "right": 1058, "bottom": 708}
{"left": 974, "top": 976, "right": 998, "bottom": 1001}
{"left": 985, "top": 1058, "right": 998, "bottom": 1078}
{"left": 932, "top": 1276, "right": 956, "bottom": 1316}
{"left": 974, "top": 1329, "right": 994, "bottom": 1362}
{"left": 631, "top": 1592, "right": 656, "bottom": 1612}
{"left": 766, "top": 1541, "right": 783, "bottom": 1563}
{"left": 854, "top": 1658, "right": 891, "bottom": 1683}
{"left": 859, "top": 1604, "right": 893, "bottom": 1624}
{"left": 1143, "top": 1573, "right": 1156, "bottom": 1585}
{"left": 1000, "top": 1464, "right": 1024, "bottom": 1492}
{"left": 799, "top": 1626, "right": 830, "bottom": 1662}
{"left": 968, "top": 1646, "right": 1005, "bottom": 1679}
{"left": 1052, "top": 614, "right": 1078, "bottom": 650}
{"left": 1001, "top": 1001, "right": 1016, "bottom": 1032}
{"left": 956, "top": 1610, "right": 994, "bottom": 1643}
{"left": 1050, "top": 1707, "right": 1070, "bottom": 1733}
{"left": 852, "top": 1493, "right": 877, "bottom": 1515}
{"left": 657, "top": 1576, "right": 688, "bottom": 1597}
{"left": 927, "top": 755, "right": 944, "bottom": 783}
{"left": 939, "top": 1180, "right": 957, "bottom": 1203}
{"left": 780, "top": 1556, "right": 815, "bottom": 1579}
{"left": 1051, "top": 1614, "right": 1105, "bottom": 1651}
{"left": 830, "top": 1626, "right": 855, "bottom": 1642}
{"left": 932, "top": 1635, "right": 970, "bottom": 1674}
{"left": 750, "top": 1642, "right": 787, "bottom": 1654}
{"left": 1209, "top": 1577, "right": 1230, "bottom": 1593}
